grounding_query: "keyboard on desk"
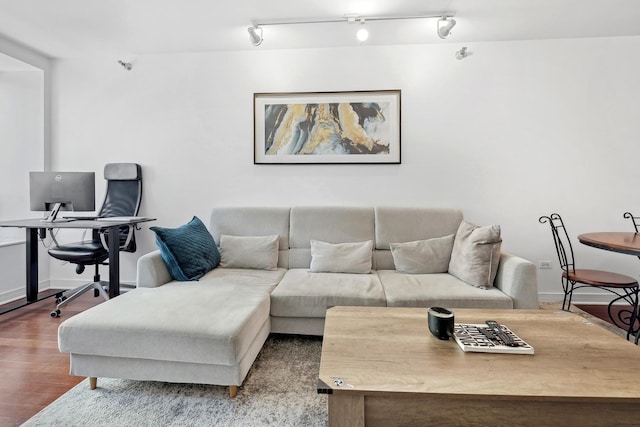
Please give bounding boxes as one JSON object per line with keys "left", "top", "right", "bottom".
{"left": 62, "top": 216, "right": 99, "bottom": 220}
{"left": 95, "top": 216, "right": 147, "bottom": 222}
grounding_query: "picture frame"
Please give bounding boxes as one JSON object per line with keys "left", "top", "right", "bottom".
{"left": 254, "top": 90, "right": 401, "bottom": 164}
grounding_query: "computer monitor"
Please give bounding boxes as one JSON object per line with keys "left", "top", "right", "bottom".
{"left": 29, "top": 171, "right": 96, "bottom": 222}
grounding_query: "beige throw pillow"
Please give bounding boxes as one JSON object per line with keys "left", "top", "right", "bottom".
{"left": 390, "top": 234, "right": 455, "bottom": 274}
{"left": 219, "top": 234, "right": 279, "bottom": 270}
{"left": 448, "top": 221, "right": 502, "bottom": 288}
{"left": 310, "top": 240, "right": 373, "bottom": 274}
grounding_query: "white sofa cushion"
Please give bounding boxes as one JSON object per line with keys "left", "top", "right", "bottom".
{"left": 377, "top": 269, "right": 513, "bottom": 309}
{"left": 58, "top": 284, "right": 272, "bottom": 366}
{"left": 374, "top": 206, "right": 463, "bottom": 270}
{"left": 288, "top": 206, "right": 375, "bottom": 269}
{"left": 219, "top": 234, "right": 279, "bottom": 270}
{"left": 449, "top": 221, "right": 502, "bottom": 288}
{"left": 374, "top": 207, "right": 463, "bottom": 250}
{"left": 196, "top": 266, "right": 287, "bottom": 294}
{"left": 270, "top": 268, "right": 387, "bottom": 318}
{"left": 310, "top": 239, "right": 373, "bottom": 273}
{"left": 209, "top": 207, "right": 291, "bottom": 269}
{"left": 390, "top": 234, "right": 455, "bottom": 274}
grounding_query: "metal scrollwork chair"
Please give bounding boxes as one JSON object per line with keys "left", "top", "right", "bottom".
{"left": 539, "top": 213, "right": 639, "bottom": 340}
{"left": 624, "top": 212, "right": 640, "bottom": 261}
{"left": 624, "top": 212, "right": 640, "bottom": 232}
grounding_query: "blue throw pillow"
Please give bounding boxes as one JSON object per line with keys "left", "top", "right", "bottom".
{"left": 150, "top": 216, "right": 220, "bottom": 281}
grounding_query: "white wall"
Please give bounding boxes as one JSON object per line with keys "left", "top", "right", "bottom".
{"left": 0, "top": 70, "right": 44, "bottom": 234}
{"left": 0, "top": 241, "right": 26, "bottom": 302}
{"left": 0, "top": 70, "right": 44, "bottom": 301}
{"left": 0, "top": 39, "right": 48, "bottom": 304}
{"left": 50, "top": 36, "right": 640, "bottom": 302}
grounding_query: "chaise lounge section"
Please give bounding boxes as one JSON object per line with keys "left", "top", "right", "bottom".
{"left": 58, "top": 206, "right": 538, "bottom": 397}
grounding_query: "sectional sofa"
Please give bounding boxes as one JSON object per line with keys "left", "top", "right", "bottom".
{"left": 58, "top": 206, "right": 538, "bottom": 398}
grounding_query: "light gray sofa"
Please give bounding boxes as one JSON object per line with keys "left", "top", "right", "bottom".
{"left": 58, "top": 206, "right": 538, "bottom": 398}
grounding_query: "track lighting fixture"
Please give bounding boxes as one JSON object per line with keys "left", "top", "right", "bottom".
{"left": 455, "top": 46, "right": 469, "bottom": 60}
{"left": 247, "top": 12, "right": 456, "bottom": 46}
{"left": 248, "top": 25, "right": 263, "bottom": 46}
{"left": 118, "top": 60, "right": 132, "bottom": 71}
{"left": 356, "top": 18, "right": 369, "bottom": 42}
{"left": 437, "top": 17, "right": 456, "bottom": 39}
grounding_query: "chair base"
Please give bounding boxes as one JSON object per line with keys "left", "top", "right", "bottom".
{"left": 51, "top": 281, "right": 109, "bottom": 318}
{"left": 562, "top": 281, "right": 639, "bottom": 341}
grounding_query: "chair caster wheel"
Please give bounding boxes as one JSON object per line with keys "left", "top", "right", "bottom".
{"left": 51, "top": 309, "right": 61, "bottom": 318}
{"left": 56, "top": 296, "right": 67, "bottom": 303}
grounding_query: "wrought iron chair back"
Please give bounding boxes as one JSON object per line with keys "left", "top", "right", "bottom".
{"left": 624, "top": 212, "right": 640, "bottom": 232}
{"left": 538, "top": 213, "right": 575, "bottom": 276}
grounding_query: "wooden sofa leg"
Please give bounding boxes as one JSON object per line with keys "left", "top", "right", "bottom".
{"left": 229, "top": 385, "right": 238, "bottom": 398}
{"left": 89, "top": 377, "right": 97, "bottom": 390}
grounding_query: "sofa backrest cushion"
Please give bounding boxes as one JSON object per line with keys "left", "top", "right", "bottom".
{"left": 309, "top": 239, "right": 373, "bottom": 273}
{"left": 289, "top": 206, "right": 375, "bottom": 269}
{"left": 209, "top": 207, "right": 291, "bottom": 268}
{"left": 208, "top": 206, "right": 465, "bottom": 271}
{"left": 374, "top": 207, "right": 464, "bottom": 270}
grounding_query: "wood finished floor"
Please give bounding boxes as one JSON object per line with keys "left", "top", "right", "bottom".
{"left": 0, "top": 291, "right": 101, "bottom": 427}
{"left": 0, "top": 295, "right": 628, "bottom": 426}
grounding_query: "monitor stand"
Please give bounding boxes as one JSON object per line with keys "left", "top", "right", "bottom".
{"left": 40, "top": 202, "right": 73, "bottom": 223}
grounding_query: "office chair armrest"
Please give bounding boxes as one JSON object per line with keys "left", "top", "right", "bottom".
{"left": 99, "top": 225, "right": 134, "bottom": 251}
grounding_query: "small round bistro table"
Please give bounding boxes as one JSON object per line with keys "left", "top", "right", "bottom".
{"left": 578, "top": 232, "right": 640, "bottom": 342}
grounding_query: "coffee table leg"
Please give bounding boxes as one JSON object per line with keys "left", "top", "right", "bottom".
{"left": 328, "top": 394, "right": 364, "bottom": 427}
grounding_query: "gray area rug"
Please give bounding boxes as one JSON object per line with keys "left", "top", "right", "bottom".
{"left": 23, "top": 335, "right": 327, "bottom": 427}
{"left": 23, "top": 305, "right": 625, "bottom": 427}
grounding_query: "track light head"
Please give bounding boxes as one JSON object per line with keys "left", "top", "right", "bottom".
{"left": 356, "top": 18, "right": 369, "bottom": 42}
{"left": 455, "top": 46, "right": 469, "bottom": 60}
{"left": 118, "top": 60, "right": 132, "bottom": 71}
{"left": 437, "top": 17, "right": 456, "bottom": 39}
{"left": 248, "top": 25, "right": 263, "bottom": 46}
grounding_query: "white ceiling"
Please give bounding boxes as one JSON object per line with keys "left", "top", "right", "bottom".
{"left": 0, "top": 0, "right": 639, "bottom": 59}
{"left": 0, "top": 51, "right": 40, "bottom": 69}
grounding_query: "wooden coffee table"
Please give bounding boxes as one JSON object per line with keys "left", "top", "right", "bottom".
{"left": 318, "top": 306, "right": 640, "bottom": 426}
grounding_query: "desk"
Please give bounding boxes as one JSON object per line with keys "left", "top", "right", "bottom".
{"left": 0, "top": 217, "right": 155, "bottom": 315}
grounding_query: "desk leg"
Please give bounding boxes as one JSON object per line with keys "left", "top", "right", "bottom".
{"left": 26, "top": 228, "right": 39, "bottom": 302}
{"left": 108, "top": 225, "right": 120, "bottom": 298}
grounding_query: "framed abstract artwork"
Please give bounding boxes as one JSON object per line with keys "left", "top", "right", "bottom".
{"left": 254, "top": 90, "right": 401, "bottom": 164}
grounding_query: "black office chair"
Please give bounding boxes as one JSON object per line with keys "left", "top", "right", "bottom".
{"left": 539, "top": 213, "right": 639, "bottom": 339}
{"left": 48, "top": 163, "right": 142, "bottom": 317}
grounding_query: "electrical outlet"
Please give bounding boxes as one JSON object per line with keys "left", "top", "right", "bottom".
{"left": 538, "top": 260, "right": 552, "bottom": 269}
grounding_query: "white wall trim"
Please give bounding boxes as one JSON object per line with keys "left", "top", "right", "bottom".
{"left": 538, "top": 291, "right": 634, "bottom": 305}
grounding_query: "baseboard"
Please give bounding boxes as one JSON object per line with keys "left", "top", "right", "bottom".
{"left": 48, "top": 279, "right": 136, "bottom": 290}
{"left": 0, "top": 280, "right": 52, "bottom": 306}
{"left": 538, "top": 291, "right": 632, "bottom": 305}
{"left": 0, "top": 287, "right": 29, "bottom": 306}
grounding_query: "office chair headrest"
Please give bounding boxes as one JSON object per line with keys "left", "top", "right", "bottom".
{"left": 104, "top": 163, "right": 142, "bottom": 181}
